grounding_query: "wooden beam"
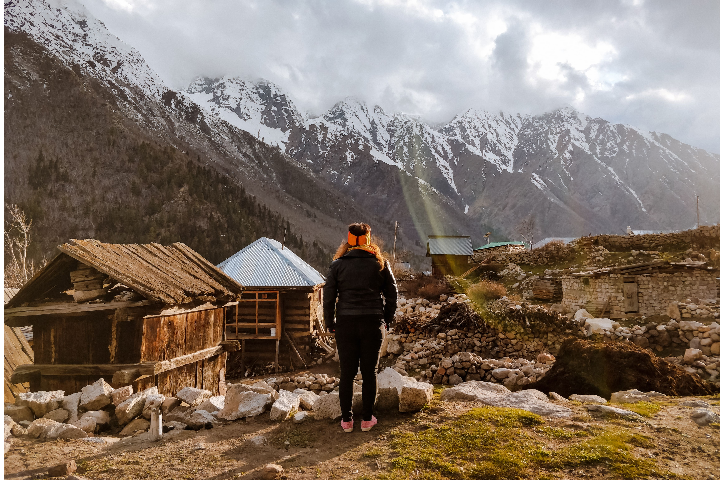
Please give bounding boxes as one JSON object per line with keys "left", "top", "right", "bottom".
{"left": 10, "top": 345, "right": 227, "bottom": 382}
{"left": 4, "top": 300, "right": 157, "bottom": 320}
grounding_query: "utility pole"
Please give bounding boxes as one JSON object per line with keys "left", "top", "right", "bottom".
{"left": 697, "top": 195, "right": 700, "bottom": 229}
{"left": 392, "top": 221, "right": 398, "bottom": 261}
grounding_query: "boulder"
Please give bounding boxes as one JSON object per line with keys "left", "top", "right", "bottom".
{"left": 586, "top": 404, "right": 642, "bottom": 419}
{"left": 115, "top": 387, "right": 158, "bottom": 425}
{"left": 4, "top": 404, "right": 34, "bottom": 423}
{"left": 680, "top": 399, "right": 711, "bottom": 408}
{"left": 196, "top": 396, "right": 225, "bottom": 413}
{"left": 77, "top": 411, "right": 110, "bottom": 432}
{"left": 399, "top": 380, "right": 433, "bottom": 413}
{"left": 683, "top": 348, "right": 703, "bottom": 364}
{"left": 47, "top": 460, "right": 77, "bottom": 477}
{"left": 217, "top": 389, "right": 272, "bottom": 420}
{"left": 79, "top": 378, "right": 114, "bottom": 411}
{"left": 183, "top": 410, "right": 216, "bottom": 430}
{"left": 537, "top": 353, "right": 555, "bottom": 364}
{"left": 142, "top": 394, "right": 166, "bottom": 419}
{"left": 61, "top": 392, "right": 82, "bottom": 424}
{"left": 584, "top": 318, "right": 616, "bottom": 335}
{"left": 667, "top": 302, "right": 681, "bottom": 321}
{"left": 16, "top": 391, "right": 64, "bottom": 418}
{"left": 49, "top": 423, "right": 88, "bottom": 440}
{"left": 293, "top": 411, "right": 309, "bottom": 423}
{"left": 569, "top": 394, "right": 607, "bottom": 404}
{"left": 228, "top": 381, "right": 278, "bottom": 400}
{"left": 163, "top": 420, "right": 187, "bottom": 432}
{"left": 270, "top": 390, "right": 300, "bottom": 421}
{"left": 111, "top": 386, "right": 133, "bottom": 406}
{"left": 5, "top": 415, "right": 25, "bottom": 438}
{"left": 441, "top": 381, "right": 572, "bottom": 417}
{"left": 448, "top": 374, "right": 463, "bottom": 385}
{"left": 293, "top": 389, "right": 320, "bottom": 410}
{"left": 119, "top": 417, "right": 150, "bottom": 436}
{"left": 260, "top": 464, "right": 284, "bottom": 480}
{"left": 689, "top": 408, "right": 720, "bottom": 427}
{"left": 161, "top": 397, "right": 182, "bottom": 414}
{"left": 574, "top": 309, "right": 593, "bottom": 322}
{"left": 548, "top": 392, "right": 570, "bottom": 403}
{"left": 313, "top": 392, "right": 342, "bottom": 420}
{"left": 610, "top": 389, "right": 666, "bottom": 404}
{"left": 176, "top": 387, "right": 213, "bottom": 407}
{"left": 73, "top": 416, "right": 97, "bottom": 434}
{"left": 42, "top": 408, "right": 70, "bottom": 423}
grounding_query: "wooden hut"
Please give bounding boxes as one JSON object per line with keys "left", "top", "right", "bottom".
{"left": 426, "top": 235, "right": 473, "bottom": 276}
{"left": 217, "top": 237, "right": 325, "bottom": 372}
{"left": 5, "top": 287, "right": 35, "bottom": 402}
{"left": 5, "top": 239, "right": 243, "bottom": 396}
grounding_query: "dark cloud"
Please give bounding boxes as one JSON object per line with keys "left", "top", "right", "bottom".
{"left": 83, "top": 0, "right": 720, "bottom": 153}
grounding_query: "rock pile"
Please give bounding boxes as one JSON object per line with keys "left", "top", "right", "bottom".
{"left": 529, "top": 338, "right": 717, "bottom": 399}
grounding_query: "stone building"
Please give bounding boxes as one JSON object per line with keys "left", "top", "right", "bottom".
{"left": 560, "top": 261, "right": 717, "bottom": 318}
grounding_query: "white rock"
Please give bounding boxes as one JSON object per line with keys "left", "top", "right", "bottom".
{"left": 111, "top": 386, "right": 133, "bottom": 406}
{"left": 399, "top": 381, "right": 433, "bottom": 412}
{"left": 548, "top": 392, "right": 570, "bottom": 403}
{"left": 4, "top": 404, "right": 34, "bottom": 423}
{"left": 313, "top": 392, "right": 342, "bottom": 420}
{"left": 270, "top": 391, "right": 300, "bottom": 421}
{"left": 569, "top": 394, "right": 607, "bottom": 404}
{"left": 586, "top": 404, "right": 642, "bottom": 418}
{"left": 42, "top": 408, "right": 70, "bottom": 423}
{"left": 689, "top": 408, "right": 720, "bottom": 427}
{"left": 176, "top": 387, "right": 212, "bottom": 407}
{"left": 441, "top": 381, "right": 572, "bottom": 417}
{"left": 61, "top": 392, "right": 81, "bottom": 424}
{"left": 79, "top": 378, "right": 114, "bottom": 411}
{"left": 73, "top": 416, "right": 97, "bottom": 434}
{"left": 16, "top": 391, "right": 64, "bottom": 418}
{"left": 119, "top": 417, "right": 150, "bottom": 436}
{"left": 584, "top": 318, "right": 616, "bottom": 335}
{"left": 610, "top": 389, "right": 666, "bottom": 404}
{"left": 292, "top": 389, "right": 319, "bottom": 410}
{"left": 228, "top": 381, "right": 278, "bottom": 400}
{"left": 684, "top": 348, "right": 703, "bottom": 364}
{"left": 378, "top": 367, "right": 405, "bottom": 394}
{"left": 293, "top": 411, "right": 309, "bottom": 423}
{"left": 574, "top": 309, "right": 594, "bottom": 322}
{"left": 48, "top": 423, "right": 88, "bottom": 440}
{"left": 26, "top": 418, "right": 87, "bottom": 440}
{"left": 115, "top": 387, "right": 158, "bottom": 425}
{"left": 196, "top": 396, "right": 225, "bottom": 413}
{"left": 183, "top": 410, "right": 217, "bottom": 429}
{"left": 142, "top": 394, "right": 166, "bottom": 419}
{"left": 217, "top": 389, "right": 271, "bottom": 420}
{"left": 491, "top": 368, "right": 513, "bottom": 380}
{"left": 78, "top": 410, "right": 110, "bottom": 431}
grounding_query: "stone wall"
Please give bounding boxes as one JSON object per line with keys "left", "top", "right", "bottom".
{"left": 587, "top": 225, "right": 720, "bottom": 251}
{"left": 561, "top": 270, "right": 718, "bottom": 318}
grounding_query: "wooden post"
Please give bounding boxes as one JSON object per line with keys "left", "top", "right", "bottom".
{"left": 149, "top": 407, "right": 162, "bottom": 441}
{"left": 392, "top": 221, "right": 398, "bottom": 261}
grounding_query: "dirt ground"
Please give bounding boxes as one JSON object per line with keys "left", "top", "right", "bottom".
{"left": 4, "top": 392, "right": 719, "bottom": 480}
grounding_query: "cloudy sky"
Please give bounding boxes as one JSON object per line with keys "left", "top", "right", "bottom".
{"left": 83, "top": 0, "right": 720, "bottom": 153}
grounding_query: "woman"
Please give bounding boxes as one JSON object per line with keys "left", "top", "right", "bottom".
{"left": 323, "top": 223, "right": 398, "bottom": 432}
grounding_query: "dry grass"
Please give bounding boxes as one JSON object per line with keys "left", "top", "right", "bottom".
{"left": 466, "top": 280, "right": 507, "bottom": 304}
{"left": 402, "top": 276, "right": 452, "bottom": 300}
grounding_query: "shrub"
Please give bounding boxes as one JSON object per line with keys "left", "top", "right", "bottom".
{"left": 467, "top": 280, "right": 507, "bottom": 304}
{"left": 402, "top": 275, "right": 452, "bottom": 300}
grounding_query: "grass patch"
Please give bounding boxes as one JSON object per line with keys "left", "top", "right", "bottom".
{"left": 370, "top": 406, "right": 678, "bottom": 480}
{"left": 364, "top": 447, "right": 385, "bottom": 458}
{"left": 270, "top": 426, "right": 316, "bottom": 448}
{"left": 615, "top": 401, "right": 663, "bottom": 418}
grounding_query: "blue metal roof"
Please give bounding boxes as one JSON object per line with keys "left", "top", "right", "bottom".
{"left": 474, "top": 241, "right": 526, "bottom": 251}
{"left": 217, "top": 237, "right": 325, "bottom": 288}
{"left": 427, "top": 236, "right": 473, "bottom": 256}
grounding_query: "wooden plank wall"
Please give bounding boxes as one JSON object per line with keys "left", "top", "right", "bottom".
{"left": 31, "top": 306, "right": 226, "bottom": 395}
{"left": 4, "top": 325, "right": 34, "bottom": 402}
{"left": 233, "top": 288, "right": 318, "bottom": 371}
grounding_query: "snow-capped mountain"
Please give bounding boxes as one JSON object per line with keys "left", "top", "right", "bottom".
{"left": 185, "top": 76, "right": 720, "bottom": 236}
{"left": 6, "top": 0, "right": 719, "bottom": 244}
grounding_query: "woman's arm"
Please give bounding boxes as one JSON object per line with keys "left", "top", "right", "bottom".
{"left": 322, "top": 262, "right": 339, "bottom": 332}
{"left": 382, "top": 261, "right": 398, "bottom": 325}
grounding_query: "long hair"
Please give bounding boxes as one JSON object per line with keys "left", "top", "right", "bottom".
{"left": 333, "top": 222, "right": 385, "bottom": 269}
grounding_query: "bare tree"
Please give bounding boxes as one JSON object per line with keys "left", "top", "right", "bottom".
{"left": 515, "top": 215, "right": 537, "bottom": 250}
{"left": 4, "top": 204, "right": 43, "bottom": 287}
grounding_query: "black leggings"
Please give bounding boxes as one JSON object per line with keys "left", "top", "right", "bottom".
{"left": 335, "top": 315, "right": 384, "bottom": 422}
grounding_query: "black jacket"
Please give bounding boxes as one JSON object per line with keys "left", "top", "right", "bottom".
{"left": 323, "top": 249, "right": 398, "bottom": 330}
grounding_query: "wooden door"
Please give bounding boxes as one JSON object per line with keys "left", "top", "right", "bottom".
{"left": 623, "top": 281, "right": 638, "bottom": 313}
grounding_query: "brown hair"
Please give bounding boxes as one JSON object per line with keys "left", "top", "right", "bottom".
{"left": 333, "top": 223, "right": 385, "bottom": 269}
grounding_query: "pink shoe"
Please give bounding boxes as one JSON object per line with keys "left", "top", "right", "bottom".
{"left": 340, "top": 419, "right": 354, "bottom": 432}
{"left": 361, "top": 416, "right": 377, "bottom": 432}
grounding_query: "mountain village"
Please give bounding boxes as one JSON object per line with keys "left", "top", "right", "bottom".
{"left": 4, "top": 1, "right": 720, "bottom": 479}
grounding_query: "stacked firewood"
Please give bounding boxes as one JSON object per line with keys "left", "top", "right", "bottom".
{"left": 70, "top": 265, "right": 108, "bottom": 302}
